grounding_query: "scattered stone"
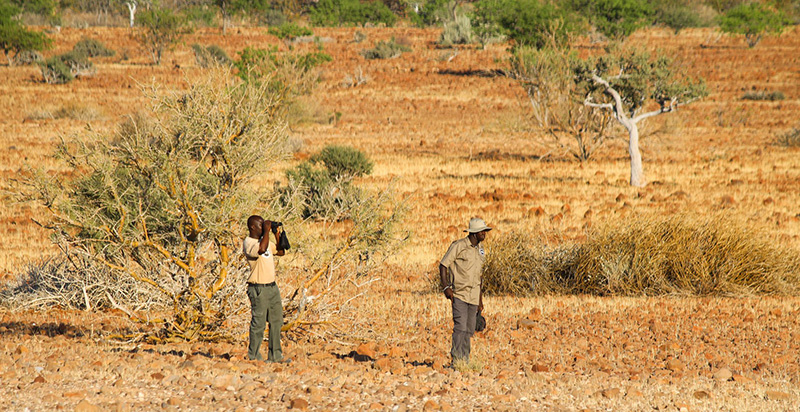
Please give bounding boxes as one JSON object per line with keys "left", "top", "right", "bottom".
{"left": 308, "top": 352, "right": 329, "bottom": 361}
{"left": 601, "top": 388, "right": 621, "bottom": 398}
{"left": 356, "top": 342, "right": 377, "bottom": 359}
{"left": 626, "top": 388, "right": 643, "bottom": 398}
{"left": 290, "top": 398, "right": 309, "bottom": 410}
{"left": 666, "top": 359, "right": 685, "bottom": 372}
{"left": 63, "top": 390, "right": 88, "bottom": 398}
{"left": 732, "top": 374, "right": 751, "bottom": 383}
{"left": 33, "top": 375, "right": 46, "bottom": 383}
{"left": 167, "top": 397, "right": 181, "bottom": 406}
{"left": 713, "top": 368, "right": 733, "bottom": 381}
{"left": 151, "top": 372, "right": 165, "bottom": 380}
{"left": 75, "top": 400, "right": 101, "bottom": 412}
{"left": 423, "top": 400, "right": 441, "bottom": 410}
{"left": 517, "top": 319, "right": 537, "bottom": 330}
{"left": 693, "top": 390, "right": 711, "bottom": 399}
{"left": 531, "top": 364, "right": 549, "bottom": 373}
{"left": 388, "top": 347, "right": 404, "bottom": 358}
{"left": 15, "top": 345, "right": 28, "bottom": 355}
{"left": 765, "top": 390, "right": 790, "bottom": 401}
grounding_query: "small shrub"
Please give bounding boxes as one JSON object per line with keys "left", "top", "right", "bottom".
{"left": 741, "top": 90, "right": 785, "bottom": 101}
{"left": 438, "top": 12, "right": 473, "bottom": 46}
{"left": 12, "top": 49, "right": 43, "bottom": 65}
{"left": 360, "top": 37, "right": 411, "bottom": 59}
{"left": 268, "top": 22, "right": 313, "bottom": 40}
{"left": 57, "top": 50, "right": 94, "bottom": 77}
{"left": 72, "top": 37, "right": 115, "bottom": 58}
{"left": 353, "top": 30, "right": 367, "bottom": 43}
{"left": 310, "top": 0, "right": 398, "bottom": 27}
{"left": 261, "top": 8, "right": 288, "bottom": 26}
{"left": 39, "top": 56, "right": 73, "bottom": 84}
{"left": 652, "top": 0, "right": 712, "bottom": 34}
{"left": 473, "top": 0, "right": 585, "bottom": 49}
{"left": 191, "top": 43, "right": 231, "bottom": 68}
{"left": 310, "top": 145, "right": 374, "bottom": 179}
{"left": 283, "top": 145, "right": 374, "bottom": 220}
{"left": 775, "top": 128, "right": 800, "bottom": 147}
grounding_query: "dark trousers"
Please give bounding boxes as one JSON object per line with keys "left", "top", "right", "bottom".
{"left": 247, "top": 283, "right": 283, "bottom": 361}
{"left": 451, "top": 297, "right": 477, "bottom": 362}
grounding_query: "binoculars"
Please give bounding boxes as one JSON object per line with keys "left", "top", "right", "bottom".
{"left": 270, "top": 221, "right": 283, "bottom": 233}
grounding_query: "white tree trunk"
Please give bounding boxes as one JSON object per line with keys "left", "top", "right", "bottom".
{"left": 126, "top": 1, "right": 137, "bottom": 28}
{"left": 627, "top": 123, "right": 645, "bottom": 187}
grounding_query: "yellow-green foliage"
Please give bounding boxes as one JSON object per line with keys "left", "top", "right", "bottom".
{"left": 482, "top": 215, "right": 800, "bottom": 297}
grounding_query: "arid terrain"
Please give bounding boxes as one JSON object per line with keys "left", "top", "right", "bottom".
{"left": 1, "top": 24, "right": 800, "bottom": 411}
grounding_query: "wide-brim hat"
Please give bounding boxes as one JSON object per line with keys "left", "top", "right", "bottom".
{"left": 464, "top": 217, "right": 492, "bottom": 233}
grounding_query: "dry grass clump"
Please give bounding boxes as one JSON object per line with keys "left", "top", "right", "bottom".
{"left": 482, "top": 215, "right": 800, "bottom": 297}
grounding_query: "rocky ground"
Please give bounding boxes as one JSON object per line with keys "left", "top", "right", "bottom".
{"left": 2, "top": 293, "right": 799, "bottom": 411}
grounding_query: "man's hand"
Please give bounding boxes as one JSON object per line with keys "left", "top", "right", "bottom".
{"left": 478, "top": 301, "right": 484, "bottom": 313}
{"left": 444, "top": 287, "right": 454, "bottom": 300}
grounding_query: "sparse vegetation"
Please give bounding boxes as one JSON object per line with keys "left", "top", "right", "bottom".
{"left": 310, "top": 0, "right": 398, "bottom": 27}
{"left": 438, "top": 8, "right": 473, "bottom": 46}
{"left": 775, "top": 127, "right": 800, "bottom": 147}
{"left": 482, "top": 215, "right": 800, "bottom": 297}
{"left": 360, "top": 37, "right": 411, "bottom": 59}
{"left": 741, "top": 90, "right": 785, "bottom": 101}
{"left": 38, "top": 55, "right": 73, "bottom": 84}
{"left": 0, "top": 0, "right": 51, "bottom": 66}
{"left": 472, "top": 0, "right": 584, "bottom": 49}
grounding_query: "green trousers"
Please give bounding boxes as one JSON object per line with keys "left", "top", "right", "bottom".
{"left": 247, "top": 283, "right": 283, "bottom": 362}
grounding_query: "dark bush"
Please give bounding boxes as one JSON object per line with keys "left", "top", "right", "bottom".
{"left": 191, "top": 43, "right": 231, "bottom": 68}
{"left": 741, "top": 90, "right": 785, "bottom": 101}
{"left": 261, "top": 8, "right": 287, "bottom": 26}
{"left": 39, "top": 56, "right": 72, "bottom": 84}
{"left": 12, "top": 49, "right": 43, "bottom": 65}
{"left": 310, "top": 0, "right": 398, "bottom": 27}
{"left": 567, "top": 0, "right": 653, "bottom": 41}
{"left": 775, "top": 128, "right": 800, "bottom": 147}
{"left": 651, "top": 0, "right": 711, "bottom": 33}
{"left": 360, "top": 37, "right": 410, "bottom": 59}
{"left": 73, "top": 37, "right": 115, "bottom": 58}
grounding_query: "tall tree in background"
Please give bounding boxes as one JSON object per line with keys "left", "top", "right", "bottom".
{"left": 577, "top": 49, "right": 707, "bottom": 186}
{"left": 0, "top": 0, "right": 50, "bottom": 65}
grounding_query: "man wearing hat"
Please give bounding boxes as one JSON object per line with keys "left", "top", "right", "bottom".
{"left": 439, "top": 217, "right": 491, "bottom": 364}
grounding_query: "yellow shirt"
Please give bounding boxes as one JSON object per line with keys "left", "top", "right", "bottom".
{"left": 440, "top": 237, "right": 485, "bottom": 305}
{"left": 243, "top": 236, "right": 277, "bottom": 284}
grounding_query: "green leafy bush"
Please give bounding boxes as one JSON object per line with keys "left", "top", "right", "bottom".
{"left": 137, "top": 7, "right": 190, "bottom": 65}
{"left": 310, "top": 0, "right": 398, "bottom": 27}
{"left": 718, "top": 2, "right": 791, "bottom": 47}
{"left": 473, "top": 0, "right": 585, "bottom": 49}
{"left": 191, "top": 43, "right": 231, "bottom": 68}
{"left": 284, "top": 145, "right": 374, "bottom": 220}
{"left": 73, "top": 37, "right": 115, "bottom": 58}
{"left": 268, "top": 22, "right": 313, "bottom": 39}
{"left": 567, "top": 0, "right": 653, "bottom": 41}
{"left": 310, "top": 145, "right": 374, "bottom": 179}
{"left": 0, "top": 0, "right": 51, "bottom": 65}
{"left": 360, "top": 37, "right": 411, "bottom": 59}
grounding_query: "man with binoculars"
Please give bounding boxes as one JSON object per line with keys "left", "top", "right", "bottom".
{"left": 243, "top": 215, "right": 289, "bottom": 363}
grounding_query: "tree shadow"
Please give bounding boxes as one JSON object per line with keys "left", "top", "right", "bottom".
{"left": 437, "top": 68, "right": 508, "bottom": 78}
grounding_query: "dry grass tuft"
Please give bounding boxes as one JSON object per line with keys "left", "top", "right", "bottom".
{"left": 482, "top": 215, "right": 800, "bottom": 297}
